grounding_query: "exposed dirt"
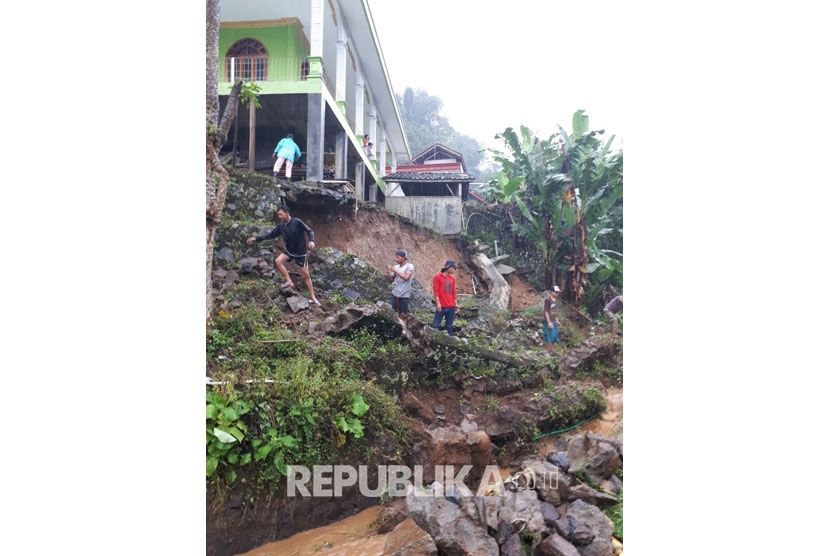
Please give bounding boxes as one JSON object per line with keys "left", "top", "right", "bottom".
{"left": 508, "top": 273, "right": 541, "bottom": 311}
{"left": 298, "top": 206, "right": 480, "bottom": 296}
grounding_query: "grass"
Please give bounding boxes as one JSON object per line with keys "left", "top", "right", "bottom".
{"left": 605, "top": 490, "right": 623, "bottom": 540}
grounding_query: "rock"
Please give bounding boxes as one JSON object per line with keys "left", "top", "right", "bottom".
{"left": 223, "top": 269, "right": 239, "bottom": 287}
{"left": 571, "top": 526, "right": 595, "bottom": 547}
{"left": 459, "top": 418, "right": 478, "bottom": 434}
{"left": 547, "top": 452, "right": 570, "bottom": 470}
{"left": 382, "top": 518, "right": 437, "bottom": 556}
{"left": 433, "top": 404, "right": 444, "bottom": 414}
{"left": 535, "top": 533, "right": 581, "bottom": 556}
{"left": 501, "top": 533, "right": 525, "bottom": 556}
{"left": 553, "top": 516, "right": 575, "bottom": 539}
{"left": 377, "top": 498, "right": 408, "bottom": 534}
{"left": 229, "top": 300, "right": 243, "bottom": 310}
{"left": 342, "top": 287, "right": 361, "bottom": 300}
{"left": 499, "top": 488, "right": 546, "bottom": 540}
{"left": 412, "top": 425, "right": 493, "bottom": 484}
{"left": 559, "top": 336, "right": 620, "bottom": 378}
{"left": 212, "top": 267, "right": 227, "bottom": 286}
{"left": 519, "top": 459, "right": 570, "bottom": 506}
{"left": 406, "top": 483, "right": 499, "bottom": 556}
{"left": 566, "top": 435, "right": 621, "bottom": 482}
{"left": 308, "top": 321, "right": 320, "bottom": 335}
{"left": 565, "top": 499, "right": 614, "bottom": 556}
{"left": 606, "top": 475, "right": 623, "bottom": 494}
{"left": 286, "top": 296, "right": 309, "bottom": 313}
{"left": 497, "top": 516, "right": 515, "bottom": 545}
{"left": 402, "top": 392, "right": 433, "bottom": 421}
{"left": 493, "top": 379, "right": 523, "bottom": 395}
{"left": 540, "top": 501, "right": 560, "bottom": 526}
{"left": 238, "top": 257, "right": 259, "bottom": 274}
{"left": 215, "top": 247, "right": 234, "bottom": 263}
{"left": 566, "top": 484, "right": 619, "bottom": 509}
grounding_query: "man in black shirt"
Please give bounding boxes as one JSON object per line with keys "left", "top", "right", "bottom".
{"left": 246, "top": 206, "right": 321, "bottom": 305}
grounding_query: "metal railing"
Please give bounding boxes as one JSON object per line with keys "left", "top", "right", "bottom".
{"left": 224, "top": 56, "right": 309, "bottom": 83}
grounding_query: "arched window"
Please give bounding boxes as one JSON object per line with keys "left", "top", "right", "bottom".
{"left": 226, "top": 38, "right": 268, "bottom": 82}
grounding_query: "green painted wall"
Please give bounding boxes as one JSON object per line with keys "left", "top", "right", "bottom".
{"left": 218, "top": 23, "right": 315, "bottom": 95}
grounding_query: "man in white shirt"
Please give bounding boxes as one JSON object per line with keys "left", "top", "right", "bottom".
{"left": 387, "top": 249, "right": 414, "bottom": 326}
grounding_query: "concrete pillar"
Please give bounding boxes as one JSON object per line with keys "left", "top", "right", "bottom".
{"left": 379, "top": 128, "right": 387, "bottom": 177}
{"left": 334, "top": 131, "right": 347, "bottom": 179}
{"left": 335, "top": 26, "right": 347, "bottom": 114}
{"left": 354, "top": 72, "right": 364, "bottom": 138}
{"left": 391, "top": 152, "right": 397, "bottom": 173}
{"left": 355, "top": 161, "right": 365, "bottom": 201}
{"left": 368, "top": 103, "right": 377, "bottom": 166}
{"left": 306, "top": 93, "right": 325, "bottom": 182}
{"left": 307, "top": 0, "right": 325, "bottom": 79}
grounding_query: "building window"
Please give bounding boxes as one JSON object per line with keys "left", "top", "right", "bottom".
{"left": 226, "top": 38, "right": 268, "bottom": 82}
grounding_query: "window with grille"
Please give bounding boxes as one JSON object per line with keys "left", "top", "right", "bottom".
{"left": 226, "top": 38, "right": 268, "bottom": 82}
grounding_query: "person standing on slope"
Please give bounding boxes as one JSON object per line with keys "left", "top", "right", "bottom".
{"left": 387, "top": 249, "right": 414, "bottom": 327}
{"left": 272, "top": 133, "right": 302, "bottom": 181}
{"left": 543, "top": 286, "right": 562, "bottom": 355}
{"left": 246, "top": 205, "right": 320, "bottom": 306}
{"left": 432, "top": 260, "right": 458, "bottom": 336}
{"left": 603, "top": 295, "right": 623, "bottom": 334}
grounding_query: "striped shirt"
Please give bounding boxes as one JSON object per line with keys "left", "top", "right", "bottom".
{"left": 604, "top": 296, "right": 623, "bottom": 314}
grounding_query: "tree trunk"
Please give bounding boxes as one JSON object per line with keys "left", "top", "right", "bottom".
{"left": 206, "top": 0, "right": 244, "bottom": 326}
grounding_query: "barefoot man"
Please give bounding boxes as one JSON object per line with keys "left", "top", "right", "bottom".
{"left": 246, "top": 206, "right": 320, "bottom": 305}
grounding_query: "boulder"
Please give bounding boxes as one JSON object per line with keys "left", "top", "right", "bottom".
{"left": 565, "top": 500, "right": 614, "bottom": 556}
{"left": 501, "top": 533, "right": 525, "bottom": 556}
{"left": 535, "top": 533, "right": 581, "bottom": 556}
{"left": 559, "top": 336, "right": 620, "bottom": 378}
{"left": 566, "top": 435, "right": 621, "bottom": 482}
{"left": 215, "top": 246, "right": 234, "bottom": 264}
{"left": 540, "top": 501, "right": 560, "bottom": 526}
{"left": 286, "top": 296, "right": 309, "bottom": 313}
{"left": 566, "top": 484, "right": 619, "bottom": 509}
{"left": 405, "top": 483, "right": 499, "bottom": 556}
{"left": 547, "top": 452, "right": 570, "bottom": 471}
{"left": 342, "top": 287, "right": 361, "bottom": 300}
{"left": 238, "top": 257, "right": 259, "bottom": 274}
{"left": 382, "top": 518, "right": 437, "bottom": 556}
{"left": 412, "top": 425, "right": 493, "bottom": 484}
{"left": 377, "top": 498, "right": 408, "bottom": 534}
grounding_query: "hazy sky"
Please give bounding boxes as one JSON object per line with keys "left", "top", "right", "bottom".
{"left": 369, "top": 0, "right": 626, "bottom": 153}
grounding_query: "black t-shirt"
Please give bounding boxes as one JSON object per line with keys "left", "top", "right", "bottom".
{"left": 256, "top": 218, "right": 315, "bottom": 257}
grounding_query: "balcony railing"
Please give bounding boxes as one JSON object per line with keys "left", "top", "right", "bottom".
{"left": 224, "top": 56, "right": 309, "bottom": 83}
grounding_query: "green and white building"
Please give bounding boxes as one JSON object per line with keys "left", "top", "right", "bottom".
{"left": 218, "top": 0, "right": 411, "bottom": 199}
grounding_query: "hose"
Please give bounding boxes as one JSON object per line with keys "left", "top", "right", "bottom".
{"left": 532, "top": 414, "right": 599, "bottom": 441}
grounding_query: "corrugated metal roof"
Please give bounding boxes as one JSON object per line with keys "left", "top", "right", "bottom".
{"left": 384, "top": 162, "right": 463, "bottom": 174}
{"left": 383, "top": 171, "right": 475, "bottom": 182}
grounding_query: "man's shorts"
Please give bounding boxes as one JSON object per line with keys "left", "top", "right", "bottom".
{"left": 543, "top": 321, "right": 559, "bottom": 343}
{"left": 285, "top": 254, "right": 308, "bottom": 269}
{"left": 390, "top": 295, "right": 409, "bottom": 315}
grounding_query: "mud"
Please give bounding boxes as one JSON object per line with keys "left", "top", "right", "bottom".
{"left": 237, "top": 506, "right": 387, "bottom": 556}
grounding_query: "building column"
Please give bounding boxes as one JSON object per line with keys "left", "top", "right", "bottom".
{"left": 391, "top": 152, "right": 397, "bottom": 173}
{"left": 354, "top": 72, "right": 364, "bottom": 139}
{"left": 355, "top": 161, "right": 365, "bottom": 201}
{"left": 307, "top": 93, "right": 325, "bottom": 182}
{"left": 378, "top": 128, "right": 387, "bottom": 177}
{"left": 368, "top": 104, "right": 377, "bottom": 166}
{"left": 334, "top": 131, "right": 347, "bottom": 179}
{"left": 307, "top": 0, "right": 325, "bottom": 78}
{"left": 335, "top": 26, "right": 347, "bottom": 115}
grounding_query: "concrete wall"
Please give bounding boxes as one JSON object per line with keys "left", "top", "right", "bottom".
{"left": 384, "top": 196, "right": 462, "bottom": 235}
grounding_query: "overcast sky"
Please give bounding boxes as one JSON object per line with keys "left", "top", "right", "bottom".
{"left": 369, "top": 0, "right": 626, "bottom": 153}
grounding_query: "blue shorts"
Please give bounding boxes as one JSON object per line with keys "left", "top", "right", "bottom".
{"left": 543, "top": 322, "right": 559, "bottom": 343}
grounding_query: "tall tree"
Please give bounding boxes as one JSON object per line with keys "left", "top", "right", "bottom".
{"left": 396, "top": 87, "right": 493, "bottom": 176}
{"left": 206, "top": 0, "right": 244, "bottom": 325}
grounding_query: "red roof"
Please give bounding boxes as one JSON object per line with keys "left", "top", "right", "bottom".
{"left": 384, "top": 162, "right": 462, "bottom": 174}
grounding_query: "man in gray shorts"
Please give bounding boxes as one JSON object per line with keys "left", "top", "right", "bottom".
{"left": 387, "top": 249, "right": 414, "bottom": 326}
{"left": 604, "top": 295, "right": 623, "bottom": 334}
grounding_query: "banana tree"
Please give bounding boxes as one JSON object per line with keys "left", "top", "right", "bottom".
{"left": 486, "top": 112, "right": 623, "bottom": 305}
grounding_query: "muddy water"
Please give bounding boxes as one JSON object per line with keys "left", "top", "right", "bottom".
{"left": 236, "top": 506, "right": 388, "bottom": 556}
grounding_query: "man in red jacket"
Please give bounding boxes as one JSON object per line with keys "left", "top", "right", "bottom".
{"left": 432, "top": 260, "right": 458, "bottom": 336}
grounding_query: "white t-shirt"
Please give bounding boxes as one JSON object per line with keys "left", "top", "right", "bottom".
{"left": 391, "top": 263, "right": 414, "bottom": 298}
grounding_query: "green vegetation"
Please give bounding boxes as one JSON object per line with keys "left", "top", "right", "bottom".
{"left": 519, "top": 528, "right": 538, "bottom": 555}
{"left": 606, "top": 490, "right": 623, "bottom": 540}
{"left": 546, "top": 384, "right": 607, "bottom": 431}
{"left": 485, "top": 111, "right": 623, "bottom": 306}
